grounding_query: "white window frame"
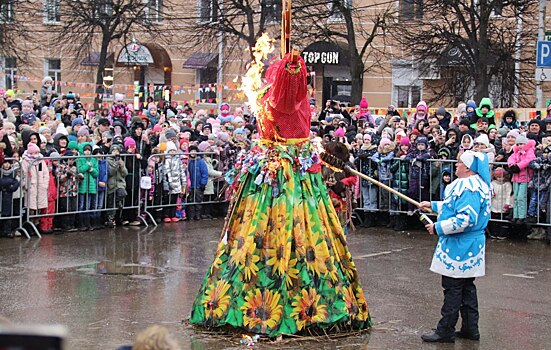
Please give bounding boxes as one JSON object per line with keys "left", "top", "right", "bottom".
{"left": 44, "top": 0, "right": 61, "bottom": 24}
{"left": 328, "top": 0, "right": 352, "bottom": 22}
{"left": 0, "top": 0, "right": 15, "bottom": 23}
{"left": 263, "top": 0, "right": 281, "bottom": 24}
{"left": 2, "top": 57, "right": 17, "bottom": 90}
{"left": 144, "top": 0, "right": 163, "bottom": 23}
{"left": 195, "top": 67, "right": 217, "bottom": 104}
{"left": 198, "top": 0, "right": 217, "bottom": 23}
{"left": 44, "top": 58, "right": 61, "bottom": 94}
{"left": 95, "top": 0, "right": 113, "bottom": 21}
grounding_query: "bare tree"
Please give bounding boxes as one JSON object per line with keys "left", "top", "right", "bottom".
{"left": 0, "top": 0, "right": 33, "bottom": 64}
{"left": 185, "top": 0, "right": 283, "bottom": 64}
{"left": 390, "top": 0, "right": 539, "bottom": 107}
{"left": 58, "top": 0, "right": 177, "bottom": 108}
{"left": 294, "top": 0, "right": 394, "bottom": 105}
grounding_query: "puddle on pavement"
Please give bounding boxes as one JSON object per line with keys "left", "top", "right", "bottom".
{"left": 75, "top": 261, "right": 165, "bottom": 278}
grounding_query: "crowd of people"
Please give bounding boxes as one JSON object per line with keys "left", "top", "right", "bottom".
{"left": 0, "top": 76, "right": 550, "bottom": 245}
{"left": 316, "top": 98, "right": 551, "bottom": 244}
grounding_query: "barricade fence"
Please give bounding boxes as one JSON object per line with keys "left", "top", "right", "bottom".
{"left": 352, "top": 157, "right": 551, "bottom": 228}
{"left": 0, "top": 151, "right": 227, "bottom": 238}
{"left": 5, "top": 150, "right": 548, "bottom": 239}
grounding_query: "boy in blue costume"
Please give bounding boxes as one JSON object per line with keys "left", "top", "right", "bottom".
{"left": 418, "top": 150, "right": 491, "bottom": 343}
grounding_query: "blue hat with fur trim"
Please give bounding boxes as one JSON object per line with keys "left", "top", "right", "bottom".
{"left": 460, "top": 150, "right": 491, "bottom": 186}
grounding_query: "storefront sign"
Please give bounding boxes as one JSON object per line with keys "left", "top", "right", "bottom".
{"left": 117, "top": 43, "right": 154, "bottom": 66}
{"left": 302, "top": 51, "right": 340, "bottom": 65}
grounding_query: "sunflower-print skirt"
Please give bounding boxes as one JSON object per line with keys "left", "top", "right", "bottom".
{"left": 189, "top": 140, "right": 371, "bottom": 337}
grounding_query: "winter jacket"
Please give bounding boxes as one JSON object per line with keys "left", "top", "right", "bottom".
{"left": 163, "top": 155, "right": 187, "bottom": 194}
{"left": 109, "top": 104, "right": 131, "bottom": 127}
{"left": 21, "top": 152, "right": 49, "bottom": 210}
{"left": 528, "top": 156, "right": 551, "bottom": 191}
{"left": 55, "top": 163, "right": 79, "bottom": 198}
{"left": 107, "top": 157, "right": 128, "bottom": 194}
{"left": 204, "top": 156, "right": 222, "bottom": 196}
{"left": 507, "top": 139, "right": 536, "bottom": 183}
{"left": 76, "top": 144, "right": 99, "bottom": 194}
{"left": 390, "top": 155, "right": 410, "bottom": 203}
{"left": 355, "top": 144, "right": 378, "bottom": 187}
{"left": 404, "top": 148, "right": 431, "bottom": 181}
{"left": 491, "top": 180, "right": 513, "bottom": 214}
{"left": 371, "top": 150, "right": 394, "bottom": 181}
{"left": 0, "top": 167, "right": 19, "bottom": 216}
{"left": 97, "top": 159, "right": 108, "bottom": 192}
{"left": 188, "top": 156, "right": 209, "bottom": 189}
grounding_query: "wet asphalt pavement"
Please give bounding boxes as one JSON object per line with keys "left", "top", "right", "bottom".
{"left": 0, "top": 219, "right": 550, "bottom": 350}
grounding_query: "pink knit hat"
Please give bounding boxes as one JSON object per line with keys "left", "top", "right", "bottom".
{"left": 379, "top": 137, "right": 392, "bottom": 148}
{"left": 198, "top": 141, "right": 210, "bottom": 152}
{"left": 124, "top": 137, "right": 136, "bottom": 148}
{"left": 334, "top": 127, "right": 345, "bottom": 138}
{"left": 147, "top": 102, "right": 156, "bottom": 111}
{"left": 27, "top": 143, "right": 40, "bottom": 153}
{"left": 359, "top": 97, "right": 368, "bottom": 109}
{"left": 153, "top": 124, "right": 162, "bottom": 133}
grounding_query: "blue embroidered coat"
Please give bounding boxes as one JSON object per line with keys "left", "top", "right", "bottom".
{"left": 430, "top": 174, "right": 491, "bottom": 278}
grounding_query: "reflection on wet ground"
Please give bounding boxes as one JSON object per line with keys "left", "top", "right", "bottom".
{"left": 0, "top": 219, "right": 550, "bottom": 349}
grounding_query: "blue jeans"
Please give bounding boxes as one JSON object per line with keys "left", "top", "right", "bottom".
{"left": 92, "top": 191, "right": 105, "bottom": 221}
{"left": 361, "top": 184, "right": 378, "bottom": 211}
{"left": 78, "top": 193, "right": 97, "bottom": 221}
{"left": 528, "top": 189, "right": 547, "bottom": 218}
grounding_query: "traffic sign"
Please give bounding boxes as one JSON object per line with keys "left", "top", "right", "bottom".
{"left": 537, "top": 41, "right": 551, "bottom": 67}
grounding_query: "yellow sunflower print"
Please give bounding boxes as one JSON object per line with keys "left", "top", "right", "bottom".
{"left": 290, "top": 288, "right": 328, "bottom": 331}
{"left": 241, "top": 289, "right": 283, "bottom": 333}
{"left": 201, "top": 280, "right": 231, "bottom": 320}
{"left": 304, "top": 232, "right": 330, "bottom": 276}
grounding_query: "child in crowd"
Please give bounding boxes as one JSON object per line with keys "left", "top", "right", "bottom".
{"left": 0, "top": 158, "right": 19, "bottom": 238}
{"left": 93, "top": 147, "right": 108, "bottom": 229}
{"left": 390, "top": 136, "right": 411, "bottom": 231}
{"left": 500, "top": 110, "right": 520, "bottom": 130}
{"left": 162, "top": 141, "right": 187, "bottom": 222}
{"left": 404, "top": 136, "right": 431, "bottom": 214}
{"left": 355, "top": 133, "right": 378, "bottom": 227}
{"left": 56, "top": 150, "right": 79, "bottom": 231}
{"left": 507, "top": 135, "right": 536, "bottom": 223}
{"left": 106, "top": 144, "right": 128, "bottom": 227}
{"left": 489, "top": 167, "right": 514, "bottom": 239}
{"left": 187, "top": 145, "right": 208, "bottom": 221}
{"left": 458, "top": 134, "right": 473, "bottom": 159}
{"left": 40, "top": 155, "right": 58, "bottom": 234}
{"left": 371, "top": 137, "right": 395, "bottom": 225}
{"left": 122, "top": 137, "right": 142, "bottom": 226}
{"left": 77, "top": 143, "right": 99, "bottom": 231}
{"left": 21, "top": 143, "right": 49, "bottom": 231}
{"left": 527, "top": 146, "right": 551, "bottom": 223}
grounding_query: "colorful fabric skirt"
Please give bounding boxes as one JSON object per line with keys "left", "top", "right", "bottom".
{"left": 189, "top": 139, "right": 371, "bottom": 337}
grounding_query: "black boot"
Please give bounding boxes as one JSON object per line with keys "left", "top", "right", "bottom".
{"left": 361, "top": 212, "right": 374, "bottom": 228}
{"left": 421, "top": 331, "right": 455, "bottom": 343}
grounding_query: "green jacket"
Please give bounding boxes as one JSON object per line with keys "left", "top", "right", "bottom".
{"left": 76, "top": 143, "right": 99, "bottom": 194}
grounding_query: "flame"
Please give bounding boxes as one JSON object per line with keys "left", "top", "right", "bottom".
{"left": 240, "top": 33, "right": 274, "bottom": 115}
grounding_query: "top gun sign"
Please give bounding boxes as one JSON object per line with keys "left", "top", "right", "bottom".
{"left": 300, "top": 41, "right": 348, "bottom": 67}
{"left": 302, "top": 51, "right": 340, "bottom": 65}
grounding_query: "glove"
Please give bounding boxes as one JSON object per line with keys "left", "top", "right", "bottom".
{"left": 200, "top": 186, "right": 206, "bottom": 191}
{"left": 509, "top": 164, "right": 520, "bottom": 174}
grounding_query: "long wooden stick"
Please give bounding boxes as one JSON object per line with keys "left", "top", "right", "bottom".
{"left": 344, "top": 165, "right": 422, "bottom": 208}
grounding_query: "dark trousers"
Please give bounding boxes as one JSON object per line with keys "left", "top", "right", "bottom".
{"left": 436, "top": 276, "right": 479, "bottom": 337}
{"left": 188, "top": 188, "right": 204, "bottom": 219}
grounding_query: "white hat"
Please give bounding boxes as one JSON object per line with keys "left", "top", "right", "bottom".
{"left": 165, "top": 141, "right": 177, "bottom": 154}
{"left": 114, "top": 93, "right": 125, "bottom": 102}
{"left": 475, "top": 134, "right": 490, "bottom": 148}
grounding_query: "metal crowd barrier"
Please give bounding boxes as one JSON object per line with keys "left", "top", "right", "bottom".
{"left": 143, "top": 151, "right": 227, "bottom": 227}
{"left": 0, "top": 158, "right": 30, "bottom": 238}
{"left": 13, "top": 151, "right": 228, "bottom": 238}
{"left": 352, "top": 157, "right": 551, "bottom": 227}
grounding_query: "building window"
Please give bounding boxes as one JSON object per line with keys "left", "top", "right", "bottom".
{"left": 4, "top": 57, "right": 16, "bottom": 90}
{"left": 95, "top": 0, "right": 113, "bottom": 21}
{"left": 263, "top": 0, "right": 281, "bottom": 24}
{"left": 329, "top": 0, "right": 352, "bottom": 21}
{"left": 395, "top": 85, "right": 421, "bottom": 108}
{"left": 45, "top": 59, "right": 61, "bottom": 93}
{"left": 44, "top": 0, "right": 61, "bottom": 23}
{"left": 400, "top": 0, "right": 423, "bottom": 20}
{"left": 145, "top": 0, "right": 163, "bottom": 23}
{"left": 197, "top": 67, "right": 217, "bottom": 103}
{"left": 0, "top": 0, "right": 15, "bottom": 23}
{"left": 199, "top": 0, "right": 218, "bottom": 23}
